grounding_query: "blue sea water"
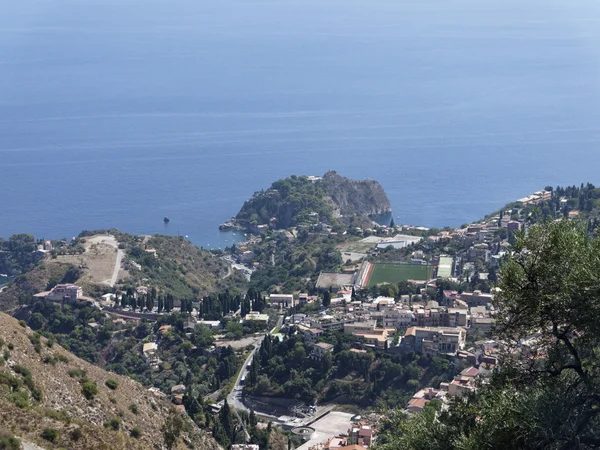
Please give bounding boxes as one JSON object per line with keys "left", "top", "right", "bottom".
{"left": 1, "top": 0, "right": 600, "bottom": 248}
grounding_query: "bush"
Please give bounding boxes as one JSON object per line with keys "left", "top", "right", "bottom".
{"left": 81, "top": 380, "right": 98, "bottom": 400}
{"left": 71, "top": 428, "right": 83, "bottom": 441}
{"left": 129, "top": 403, "right": 139, "bottom": 415}
{"left": 0, "top": 433, "right": 20, "bottom": 450}
{"left": 0, "top": 337, "right": 4, "bottom": 348}
{"left": 68, "top": 368, "right": 86, "bottom": 378}
{"left": 105, "top": 379, "right": 118, "bottom": 390}
{"left": 10, "top": 391, "right": 30, "bottom": 409}
{"left": 18, "top": 320, "right": 26, "bottom": 328}
{"left": 7, "top": 343, "right": 13, "bottom": 350}
{"left": 104, "top": 417, "right": 121, "bottom": 431}
{"left": 13, "top": 365, "right": 32, "bottom": 378}
{"left": 41, "top": 428, "right": 58, "bottom": 442}
{"left": 130, "top": 426, "right": 142, "bottom": 438}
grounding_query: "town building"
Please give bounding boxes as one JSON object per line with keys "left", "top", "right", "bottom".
{"left": 42, "top": 284, "right": 84, "bottom": 303}
{"left": 402, "top": 326, "right": 466, "bottom": 355}
{"left": 269, "top": 294, "right": 295, "bottom": 309}
{"left": 309, "top": 342, "right": 334, "bottom": 361}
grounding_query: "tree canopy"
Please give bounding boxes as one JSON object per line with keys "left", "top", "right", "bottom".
{"left": 376, "top": 220, "right": 600, "bottom": 450}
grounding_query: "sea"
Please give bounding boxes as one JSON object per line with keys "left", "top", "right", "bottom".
{"left": 1, "top": 0, "right": 600, "bottom": 248}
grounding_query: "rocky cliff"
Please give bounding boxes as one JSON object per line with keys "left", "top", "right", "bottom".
{"left": 321, "top": 170, "right": 391, "bottom": 218}
{"left": 228, "top": 171, "right": 391, "bottom": 231}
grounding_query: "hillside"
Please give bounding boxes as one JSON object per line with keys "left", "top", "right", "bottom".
{"left": 126, "top": 234, "right": 247, "bottom": 299}
{"left": 0, "top": 231, "right": 247, "bottom": 313}
{"left": 229, "top": 171, "right": 391, "bottom": 231}
{"left": 0, "top": 312, "right": 221, "bottom": 450}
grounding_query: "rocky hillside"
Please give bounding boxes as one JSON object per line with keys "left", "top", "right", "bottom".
{"left": 0, "top": 312, "right": 221, "bottom": 450}
{"left": 230, "top": 171, "right": 391, "bottom": 230}
{"left": 321, "top": 170, "right": 391, "bottom": 217}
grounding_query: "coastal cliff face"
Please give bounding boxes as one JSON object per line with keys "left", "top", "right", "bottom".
{"left": 230, "top": 171, "right": 392, "bottom": 230}
{"left": 321, "top": 170, "right": 391, "bottom": 218}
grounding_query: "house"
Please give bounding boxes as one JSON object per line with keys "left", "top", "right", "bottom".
{"left": 406, "top": 387, "right": 446, "bottom": 413}
{"left": 269, "top": 294, "right": 295, "bottom": 309}
{"left": 344, "top": 321, "right": 390, "bottom": 349}
{"left": 244, "top": 311, "right": 269, "bottom": 323}
{"left": 457, "top": 290, "right": 493, "bottom": 307}
{"left": 44, "top": 284, "right": 84, "bottom": 303}
{"left": 297, "top": 324, "right": 324, "bottom": 342}
{"left": 171, "top": 384, "right": 186, "bottom": 395}
{"left": 309, "top": 342, "right": 334, "bottom": 361}
{"left": 198, "top": 320, "right": 224, "bottom": 330}
{"left": 347, "top": 425, "right": 374, "bottom": 447}
{"left": 142, "top": 342, "right": 158, "bottom": 361}
{"left": 402, "top": 327, "right": 466, "bottom": 356}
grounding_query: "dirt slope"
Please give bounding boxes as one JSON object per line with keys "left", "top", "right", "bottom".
{"left": 0, "top": 312, "right": 221, "bottom": 450}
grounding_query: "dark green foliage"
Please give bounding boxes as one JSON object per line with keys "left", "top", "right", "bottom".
{"left": 103, "top": 417, "right": 120, "bottom": 430}
{"left": 41, "top": 428, "right": 58, "bottom": 443}
{"left": 105, "top": 378, "right": 118, "bottom": 390}
{"left": 0, "top": 432, "right": 20, "bottom": 450}
{"left": 235, "top": 175, "right": 337, "bottom": 229}
{"left": 245, "top": 331, "right": 460, "bottom": 408}
{"left": 68, "top": 368, "right": 87, "bottom": 378}
{"left": 0, "top": 234, "right": 41, "bottom": 277}
{"left": 162, "top": 409, "right": 184, "bottom": 450}
{"left": 130, "top": 426, "right": 142, "bottom": 438}
{"left": 70, "top": 428, "right": 83, "bottom": 441}
{"left": 81, "top": 380, "right": 98, "bottom": 400}
{"left": 129, "top": 403, "right": 139, "bottom": 414}
{"left": 377, "top": 220, "right": 600, "bottom": 449}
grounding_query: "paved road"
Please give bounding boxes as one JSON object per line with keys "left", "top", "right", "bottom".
{"left": 227, "top": 343, "right": 260, "bottom": 412}
{"left": 227, "top": 314, "right": 283, "bottom": 412}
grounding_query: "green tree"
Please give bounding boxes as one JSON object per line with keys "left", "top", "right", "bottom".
{"left": 162, "top": 409, "right": 184, "bottom": 450}
{"left": 376, "top": 220, "right": 600, "bottom": 450}
{"left": 322, "top": 291, "right": 331, "bottom": 307}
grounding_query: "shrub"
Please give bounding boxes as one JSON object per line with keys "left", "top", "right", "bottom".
{"left": 129, "top": 403, "right": 139, "bottom": 415}
{"left": 0, "top": 433, "right": 20, "bottom": 450}
{"left": 18, "top": 320, "right": 26, "bottom": 328}
{"left": 0, "top": 337, "right": 4, "bottom": 348}
{"left": 105, "top": 379, "right": 118, "bottom": 390}
{"left": 68, "top": 368, "right": 86, "bottom": 378}
{"left": 81, "top": 380, "right": 98, "bottom": 400}
{"left": 71, "top": 428, "right": 83, "bottom": 441}
{"left": 3, "top": 350, "right": 9, "bottom": 361}
{"left": 104, "top": 417, "right": 121, "bottom": 431}
{"left": 10, "top": 391, "right": 29, "bottom": 409}
{"left": 130, "top": 426, "right": 142, "bottom": 439}
{"left": 13, "top": 365, "right": 32, "bottom": 378}
{"left": 46, "top": 338, "right": 55, "bottom": 348}
{"left": 7, "top": 343, "right": 13, "bottom": 350}
{"left": 0, "top": 356, "right": 4, "bottom": 367}
{"left": 41, "top": 428, "right": 58, "bottom": 442}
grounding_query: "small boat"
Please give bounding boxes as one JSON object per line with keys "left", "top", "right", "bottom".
{"left": 163, "top": 216, "right": 170, "bottom": 224}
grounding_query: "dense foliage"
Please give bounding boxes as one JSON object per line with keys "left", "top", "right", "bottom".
{"left": 0, "top": 234, "right": 42, "bottom": 277}
{"left": 249, "top": 231, "right": 343, "bottom": 292}
{"left": 376, "top": 220, "right": 600, "bottom": 450}
{"left": 235, "top": 175, "right": 337, "bottom": 229}
{"left": 245, "top": 329, "right": 464, "bottom": 409}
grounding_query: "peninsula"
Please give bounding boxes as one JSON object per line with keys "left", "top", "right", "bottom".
{"left": 220, "top": 171, "right": 392, "bottom": 233}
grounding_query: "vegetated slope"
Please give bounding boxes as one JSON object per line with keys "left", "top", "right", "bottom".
{"left": 0, "top": 260, "right": 74, "bottom": 313}
{"left": 127, "top": 235, "right": 247, "bottom": 298}
{"left": 233, "top": 171, "right": 391, "bottom": 230}
{"left": 0, "top": 312, "right": 220, "bottom": 450}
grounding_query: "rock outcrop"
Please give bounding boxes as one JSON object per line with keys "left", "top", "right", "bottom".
{"left": 321, "top": 170, "right": 391, "bottom": 218}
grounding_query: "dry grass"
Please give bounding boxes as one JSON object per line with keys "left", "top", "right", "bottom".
{"left": 0, "top": 313, "right": 220, "bottom": 450}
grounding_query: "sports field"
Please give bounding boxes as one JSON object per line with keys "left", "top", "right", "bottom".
{"left": 366, "top": 263, "right": 433, "bottom": 286}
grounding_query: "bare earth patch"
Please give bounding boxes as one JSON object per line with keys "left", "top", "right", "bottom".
{"left": 56, "top": 235, "right": 125, "bottom": 286}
